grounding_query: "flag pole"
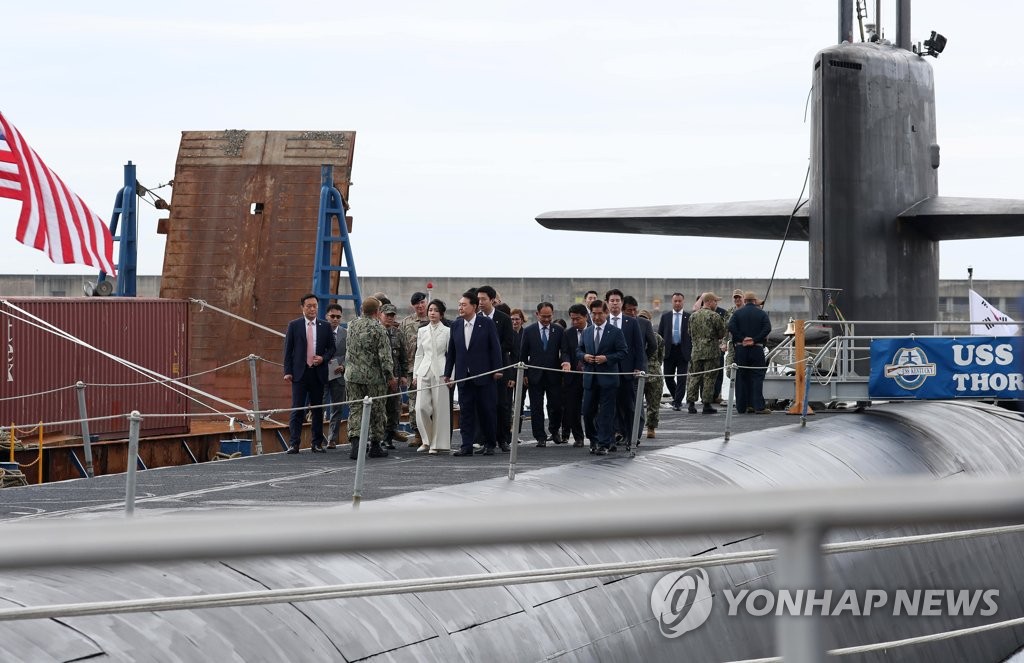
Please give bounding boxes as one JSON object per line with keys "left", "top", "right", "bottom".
{"left": 967, "top": 265, "right": 974, "bottom": 294}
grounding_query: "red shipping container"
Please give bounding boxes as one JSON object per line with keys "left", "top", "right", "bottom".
{"left": 1, "top": 298, "right": 189, "bottom": 439}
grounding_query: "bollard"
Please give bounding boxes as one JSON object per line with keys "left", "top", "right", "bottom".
{"left": 75, "top": 382, "right": 95, "bottom": 478}
{"left": 351, "top": 396, "right": 372, "bottom": 508}
{"left": 36, "top": 422, "right": 43, "bottom": 485}
{"left": 628, "top": 372, "right": 646, "bottom": 457}
{"left": 508, "top": 363, "right": 525, "bottom": 480}
{"left": 125, "top": 411, "right": 142, "bottom": 516}
{"left": 248, "top": 355, "right": 264, "bottom": 455}
{"left": 724, "top": 364, "right": 737, "bottom": 442}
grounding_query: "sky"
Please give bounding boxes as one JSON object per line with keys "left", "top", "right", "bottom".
{"left": 3, "top": 1, "right": 1023, "bottom": 282}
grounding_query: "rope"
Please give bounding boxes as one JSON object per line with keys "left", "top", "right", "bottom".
{"left": 189, "top": 299, "right": 284, "bottom": 338}
{"left": 0, "top": 522, "right": 1019, "bottom": 622}
{"left": 0, "top": 467, "right": 29, "bottom": 488}
{"left": 0, "top": 384, "right": 78, "bottom": 403}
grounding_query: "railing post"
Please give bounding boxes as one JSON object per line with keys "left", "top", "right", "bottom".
{"left": 776, "top": 521, "right": 824, "bottom": 663}
{"left": 628, "top": 372, "right": 646, "bottom": 457}
{"left": 351, "top": 396, "right": 372, "bottom": 508}
{"left": 801, "top": 357, "right": 813, "bottom": 427}
{"left": 247, "top": 355, "right": 264, "bottom": 455}
{"left": 724, "top": 363, "right": 736, "bottom": 442}
{"left": 508, "top": 363, "right": 525, "bottom": 480}
{"left": 125, "top": 411, "right": 142, "bottom": 516}
{"left": 7, "top": 422, "right": 13, "bottom": 464}
{"left": 787, "top": 319, "right": 813, "bottom": 416}
{"left": 36, "top": 422, "right": 43, "bottom": 485}
{"left": 75, "top": 382, "right": 95, "bottom": 478}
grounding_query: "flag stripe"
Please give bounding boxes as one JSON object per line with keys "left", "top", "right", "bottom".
{"left": 0, "top": 112, "right": 116, "bottom": 274}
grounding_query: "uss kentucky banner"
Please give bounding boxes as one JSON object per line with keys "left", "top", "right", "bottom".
{"left": 870, "top": 337, "right": 1024, "bottom": 400}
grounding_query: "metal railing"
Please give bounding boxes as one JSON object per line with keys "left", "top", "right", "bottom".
{"left": 0, "top": 476, "right": 1022, "bottom": 662}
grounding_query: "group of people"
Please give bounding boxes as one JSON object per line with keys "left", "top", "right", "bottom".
{"left": 281, "top": 285, "right": 772, "bottom": 457}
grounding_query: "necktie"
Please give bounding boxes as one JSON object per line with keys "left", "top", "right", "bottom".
{"left": 673, "top": 312, "right": 681, "bottom": 345}
{"left": 594, "top": 326, "right": 602, "bottom": 350}
{"left": 306, "top": 321, "right": 315, "bottom": 366}
{"left": 541, "top": 326, "right": 548, "bottom": 350}
{"left": 612, "top": 316, "right": 620, "bottom": 328}
{"left": 465, "top": 321, "right": 473, "bottom": 349}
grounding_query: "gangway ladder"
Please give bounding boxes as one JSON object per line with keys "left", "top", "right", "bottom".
{"left": 95, "top": 161, "right": 139, "bottom": 297}
{"left": 312, "top": 164, "right": 362, "bottom": 315}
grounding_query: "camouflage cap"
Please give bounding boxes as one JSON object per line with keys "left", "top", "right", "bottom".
{"left": 381, "top": 303, "right": 398, "bottom": 315}
{"left": 732, "top": 289, "right": 744, "bottom": 297}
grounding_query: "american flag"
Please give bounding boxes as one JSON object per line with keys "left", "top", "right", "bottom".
{"left": 0, "top": 112, "right": 116, "bottom": 275}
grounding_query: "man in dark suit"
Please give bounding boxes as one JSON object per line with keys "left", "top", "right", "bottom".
{"left": 283, "top": 293, "right": 336, "bottom": 454}
{"left": 477, "top": 285, "right": 514, "bottom": 452}
{"left": 577, "top": 299, "right": 628, "bottom": 455}
{"left": 658, "top": 292, "right": 692, "bottom": 410}
{"left": 559, "top": 303, "right": 589, "bottom": 447}
{"left": 444, "top": 289, "right": 504, "bottom": 456}
{"left": 324, "top": 303, "right": 347, "bottom": 448}
{"left": 624, "top": 295, "right": 659, "bottom": 443}
{"left": 605, "top": 289, "right": 647, "bottom": 448}
{"left": 519, "top": 301, "right": 566, "bottom": 446}
{"left": 728, "top": 291, "right": 773, "bottom": 415}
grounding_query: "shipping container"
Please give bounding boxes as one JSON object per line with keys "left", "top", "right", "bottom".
{"left": 1, "top": 298, "right": 189, "bottom": 439}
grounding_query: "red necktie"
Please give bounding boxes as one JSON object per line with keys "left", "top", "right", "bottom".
{"left": 306, "top": 320, "right": 315, "bottom": 366}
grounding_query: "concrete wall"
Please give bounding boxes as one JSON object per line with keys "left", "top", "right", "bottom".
{"left": 1, "top": 275, "right": 1020, "bottom": 331}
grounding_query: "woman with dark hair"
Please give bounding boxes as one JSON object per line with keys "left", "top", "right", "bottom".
{"left": 412, "top": 299, "right": 451, "bottom": 453}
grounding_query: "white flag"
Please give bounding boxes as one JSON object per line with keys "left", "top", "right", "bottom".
{"left": 969, "top": 289, "right": 1020, "bottom": 336}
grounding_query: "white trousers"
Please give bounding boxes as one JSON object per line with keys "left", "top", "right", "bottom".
{"left": 415, "top": 374, "right": 451, "bottom": 451}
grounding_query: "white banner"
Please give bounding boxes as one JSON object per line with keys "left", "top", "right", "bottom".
{"left": 969, "top": 289, "right": 1020, "bottom": 336}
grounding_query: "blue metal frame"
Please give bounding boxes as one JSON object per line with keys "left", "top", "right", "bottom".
{"left": 97, "top": 161, "right": 139, "bottom": 297}
{"left": 311, "top": 165, "right": 361, "bottom": 317}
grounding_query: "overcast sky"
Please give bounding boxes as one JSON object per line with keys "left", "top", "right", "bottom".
{"left": 3, "top": 1, "right": 1023, "bottom": 283}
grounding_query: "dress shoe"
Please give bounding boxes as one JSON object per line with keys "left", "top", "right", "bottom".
{"left": 428, "top": 449, "right": 439, "bottom": 455}
{"left": 608, "top": 445, "right": 618, "bottom": 452}
{"left": 572, "top": 440, "right": 584, "bottom": 448}
{"left": 452, "top": 449, "right": 474, "bottom": 457}
{"left": 499, "top": 441, "right": 511, "bottom": 453}
{"left": 671, "top": 404, "right": 682, "bottom": 412}
{"left": 311, "top": 445, "right": 326, "bottom": 453}
{"left": 391, "top": 430, "right": 409, "bottom": 442}
{"left": 417, "top": 444, "right": 430, "bottom": 452}
{"left": 687, "top": 403, "right": 698, "bottom": 414}
{"left": 595, "top": 447, "right": 608, "bottom": 456}
{"left": 745, "top": 407, "right": 755, "bottom": 414}
{"left": 536, "top": 440, "right": 547, "bottom": 448}
{"left": 589, "top": 446, "right": 596, "bottom": 455}
{"left": 754, "top": 408, "right": 772, "bottom": 415}
{"left": 285, "top": 446, "right": 299, "bottom": 455}
{"left": 646, "top": 427, "right": 656, "bottom": 439}
{"left": 482, "top": 448, "right": 495, "bottom": 456}
{"left": 326, "top": 442, "right": 337, "bottom": 449}
{"left": 702, "top": 405, "right": 718, "bottom": 414}
{"left": 554, "top": 435, "right": 568, "bottom": 445}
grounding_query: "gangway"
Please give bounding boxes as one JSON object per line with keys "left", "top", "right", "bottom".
{"left": 90, "top": 161, "right": 139, "bottom": 297}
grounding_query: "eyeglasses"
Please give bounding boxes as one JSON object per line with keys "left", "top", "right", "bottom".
{"left": 327, "top": 314, "right": 341, "bottom": 319}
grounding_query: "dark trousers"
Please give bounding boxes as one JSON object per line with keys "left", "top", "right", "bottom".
{"left": 458, "top": 380, "right": 497, "bottom": 452}
{"left": 325, "top": 379, "right": 347, "bottom": 444}
{"left": 615, "top": 376, "right": 637, "bottom": 439}
{"left": 560, "top": 375, "right": 584, "bottom": 442}
{"left": 528, "top": 375, "right": 562, "bottom": 441}
{"left": 735, "top": 346, "right": 767, "bottom": 412}
{"left": 289, "top": 370, "right": 326, "bottom": 449}
{"left": 664, "top": 344, "right": 688, "bottom": 404}
{"left": 583, "top": 382, "right": 617, "bottom": 447}
{"left": 495, "top": 379, "right": 512, "bottom": 446}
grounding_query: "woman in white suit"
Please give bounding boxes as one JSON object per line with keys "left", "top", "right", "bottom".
{"left": 412, "top": 299, "right": 451, "bottom": 453}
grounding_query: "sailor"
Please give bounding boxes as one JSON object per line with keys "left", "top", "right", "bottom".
{"left": 685, "top": 293, "right": 727, "bottom": 414}
{"left": 345, "top": 297, "right": 395, "bottom": 459}
{"left": 381, "top": 303, "right": 409, "bottom": 449}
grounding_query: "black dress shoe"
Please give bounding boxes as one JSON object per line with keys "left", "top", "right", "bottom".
{"left": 572, "top": 440, "right": 584, "bottom": 448}
{"left": 595, "top": 447, "right": 608, "bottom": 456}
{"left": 452, "top": 449, "right": 474, "bottom": 457}
{"left": 311, "top": 445, "right": 326, "bottom": 453}
{"left": 589, "top": 446, "right": 596, "bottom": 454}
{"left": 536, "top": 440, "right": 547, "bottom": 448}
{"left": 286, "top": 446, "right": 299, "bottom": 455}
{"left": 553, "top": 434, "right": 568, "bottom": 444}
{"left": 671, "top": 404, "right": 682, "bottom": 412}
{"left": 482, "top": 448, "right": 495, "bottom": 456}
{"left": 608, "top": 445, "right": 618, "bottom": 452}
{"left": 498, "top": 442, "right": 511, "bottom": 452}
